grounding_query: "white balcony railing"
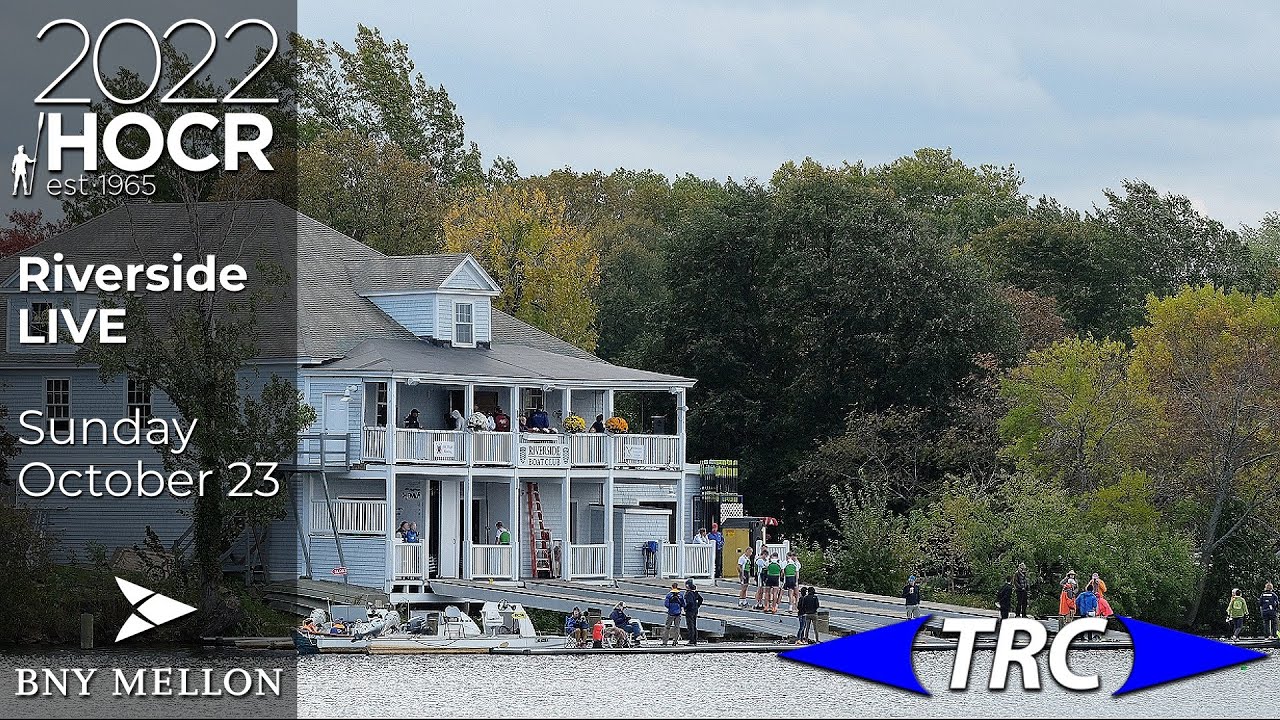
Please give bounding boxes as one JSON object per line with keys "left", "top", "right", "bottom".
{"left": 613, "top": 434, "right": 682, "bottom": 469}
{"left": 394, "top": 541, "right": 428, "bottom": 579}
{"left": 471, "top": 544, "right": 515, "bottom": 579}
{"left": 569, "top": 433, "right": 608, "bottom": 466}
{"left": 362, "top": 426, "right": 387, "bottom": 462}
{"left": 310, "top": 498, "right": 386, "bottom": 536}
{"left": 659, "top": 542, "right": 715, "bottom": 578}
{"left": 397, "top": 429, "right": 467, "bottom": 464}
{"left": 471, "top": 431, "right": 513, "bottom": 465}
{"left": 567, "top": 543, "right": 608, "bottom": 579}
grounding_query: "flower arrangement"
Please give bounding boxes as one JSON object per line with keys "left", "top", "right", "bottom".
{"left": 605, "top": 416, "right": 629, "bottom": 434}
{"left": 467, "top": 411, "right": 490, "bottom": 431}
{"left": 563, "top": 414, "right": 587, "bottom": 434}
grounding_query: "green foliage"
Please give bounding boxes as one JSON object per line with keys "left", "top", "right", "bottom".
{"left": 824, "top": 485, "right": 920, "bottom": 595}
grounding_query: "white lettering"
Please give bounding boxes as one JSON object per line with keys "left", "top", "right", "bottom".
{"left": 1049, "top": 618, "right": 1107, "bottom": 691}
{"left": 942, "top": 617, "right": 997, "bottom": 690}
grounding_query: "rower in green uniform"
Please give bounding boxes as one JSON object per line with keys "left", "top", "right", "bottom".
{"left": 782, "top": 552, "right": 801, "bottom": 610}
{"left": 765, "top": 553, "right": 783, "bottom": 613}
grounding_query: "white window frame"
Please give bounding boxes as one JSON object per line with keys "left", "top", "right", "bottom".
{"left": 46, "top": 377, "right": 71, "bottom": 432}
{"left": 125, "top": 376, "right": 152, "bottom": 419}
{"left": 453, "top": 301, "right": 475, "bottom": 347}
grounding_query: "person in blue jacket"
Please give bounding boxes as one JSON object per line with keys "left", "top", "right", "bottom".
{"left": 611, "top": 602, "right": 643, "bottom": 645}
{"left": 1075, "top": 587, "right": 1100, "bottom": 641}
{"left": 1259, "top": 582, "right": 1278, "bottom": 639}
{"left": 564, "top": 607, "right": 589, "bottom": 646}
{"left": 661, "top": 582, "right": 684, "bottom": 646}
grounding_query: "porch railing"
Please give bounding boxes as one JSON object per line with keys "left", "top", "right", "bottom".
{"left": 295, "top": 432, "right": 350, "bottom": 468}
{"left": 362, "top": 426, "right": 387, "bottom": 462}
{"left": 394, "top": 541, "right": 424, "bottom": 579}
{"left": 614, "top": 434, "right": 683, "bottom": 469}
{"left": 568, "top": 433, "right": 607, "bottom": 466}
{"left": 567, "top": 543, "right": 608, "bottom": 579}
{"left": 397, "top": 429, "right": 467, "bottom": 464}
{"left": 471, "top": 544, "right": 514, "bottom": 579}
{"left": 471, "top": 431, "right": 512, "bottom": 465}
{"left": 659, "top": 542, "right": 715, "bottom": 578}
{"left": 309, "top": 498, "right": 386, "bottom": 536}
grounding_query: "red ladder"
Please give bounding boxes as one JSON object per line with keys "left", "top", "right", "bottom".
{"left": 526, "top": 482, "right": 554, "bottom": 578}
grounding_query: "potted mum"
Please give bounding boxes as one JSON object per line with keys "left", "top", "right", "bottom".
{"left": 467, "top": 411, "right": 490, "bottom": 431}
{"left": 563, "top": 414, "right": 587, "bottom": 434}
{"left": 605, "top": 416, "right": 629, "bottom": 434}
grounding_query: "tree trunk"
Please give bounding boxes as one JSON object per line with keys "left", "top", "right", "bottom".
{"left": 1184, "top": 479, "right": 1228, "bottom": 627}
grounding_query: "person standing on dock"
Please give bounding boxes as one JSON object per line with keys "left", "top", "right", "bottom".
{"left": 996, "top": 576, "right": 1014, "bottom": 623}
{"left": 708, "top": 523, "right": 725, "bottom": 578}
{"left": 1260, "top": 582, "right": 1279, "bottom": 639}
{"left": 764, "top": 553, "right": 784, "bottom": 613}
{"left": 662, "top": 582, "right": 684, "bottom": 646}
{"left": 1227, "top": 588, "right": 1249, "bottom": 641}
{"left": 796, "top": 586, "right": 820, "bottom": 644}
{"left": 1058, "top": 578, "right": 1078, "bottom": 629}
{"left": 1075, "top": 585, "right": 1099, "bottom": 641}
{"left": 683, "top": 579, "right": 704, "bottom": 646}
{"left": 753, "top": 550, "right": 768, "bottom": 611}
{"left": 1014, "top": 563, "right": 1029, "bottom": 618}
{"left": 903, "top": 575, "right": 922, "bottom": 619}
{"left": 737, "top": 548, "right": 754, "bottom": 607}
{"left": 783, "top": 552, "right": 802, "bottom": 611}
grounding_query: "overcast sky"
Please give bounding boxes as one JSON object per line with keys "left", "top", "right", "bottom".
{"left": 300, "top": 0, "right": 1278, "bottom": 228}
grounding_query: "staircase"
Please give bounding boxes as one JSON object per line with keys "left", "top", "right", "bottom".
{"left": 526, "top": 482, "right": 554, "bottom": 578}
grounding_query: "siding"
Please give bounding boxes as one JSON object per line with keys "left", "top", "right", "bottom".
{"left": 436, "top": 296, "right": 491, "bottom": 344}
{"left": 613, "top": 508, "right": 670, "bottom": 577}
{"left": 369, "top": 294, "right": 436, "bottom": 337}
{"left": 442, "top": 262, "right": 493, "bottom": 291}
{"left": 307, "top": 535, "right": 386, "bottom": 589}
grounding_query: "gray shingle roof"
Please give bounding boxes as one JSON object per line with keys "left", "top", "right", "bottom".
{"left": 345, "top": 254, "right": 471, "bottom": 295}
{"left": 0, "top": 201, "right": 695, "bottom": 387}
{"left": 322, "top": 337, "right": 692, "bottom": 385}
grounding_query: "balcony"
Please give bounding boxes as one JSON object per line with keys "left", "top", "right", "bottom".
{"left": 659, "top": 542, "right": 714, "bottom": 579}
{"left": 309, "top": 498, "right": 386, "bottom": 536}
{"left": 471, "top": 544, "right": 514, "bottom": 579}
{"left": 359, "top": 427, "right": 683, "bottom": 470}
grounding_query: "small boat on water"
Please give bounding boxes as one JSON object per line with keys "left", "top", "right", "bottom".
{"left": 370, "top": 601, "right": 564, "bottom": 654}
{"left": 293, "top": 604, "right": 401, "bottom": 655}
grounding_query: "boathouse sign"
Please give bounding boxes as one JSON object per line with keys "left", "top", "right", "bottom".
{"left": 518, "top": 441, "right": 570, "bottom": 468}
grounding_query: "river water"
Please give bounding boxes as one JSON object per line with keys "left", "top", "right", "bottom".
{"left": 2, "top": 647, "right": 1274, "bottom": 717}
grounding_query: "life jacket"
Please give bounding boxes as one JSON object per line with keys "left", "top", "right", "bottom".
{"left": 592, "top": 622, "right": 604, "bottom": 641}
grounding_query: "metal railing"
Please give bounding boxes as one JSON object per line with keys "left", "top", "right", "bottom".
{"left": 471, "top": 544, "right": 514, "bottom": 579}
{"left": 360, "top": 426, "right": 684, "bottom": 470}
{"left": 567, "top": 543, "right": 608, "bottom": 579}
{"left": 309, "top": 498, "right": 387, "bottom": 536}
{"left": 295, "top": 432, "right": 350, "bottom": 468}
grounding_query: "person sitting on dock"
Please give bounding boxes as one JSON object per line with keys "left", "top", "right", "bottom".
{"left": 611, "top": 602, "right": 643, "bottom": 645}
{"left": 565, "top": 607, "right": 590, "bottom": 646}
{"left": 661, "top": 583, "right": 684, "bottom": 646}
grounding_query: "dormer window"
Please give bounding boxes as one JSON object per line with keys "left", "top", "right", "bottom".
{"left": 454, "top": 302, "right": 474, "bottom": 347}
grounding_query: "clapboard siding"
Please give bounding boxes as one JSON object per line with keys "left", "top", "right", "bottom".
{"left": 613, "top": 508, "right": 670, "bottom": 577}
{"left": 436, "top": 295, "right": 491, "bottom": 345}
{"left": 369, "top": 294, "right": 436, "bottom": 337}
{"left": 307, "top": 535, "right": 386, "bottom": 588}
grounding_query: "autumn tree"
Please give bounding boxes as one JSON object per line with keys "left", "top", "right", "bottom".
{"left": 0, "top": 210, "right": 65, "bottom": 258}
{"left": 444, "top": 185, "right": 599, "bottom": 350}
{"left": 1130, "top": 286, "right": 1280, "bottom": 625}
{"left": 999, "top": 337, "right": 1157, "bottom": 491}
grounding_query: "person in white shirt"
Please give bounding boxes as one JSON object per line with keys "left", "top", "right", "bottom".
{"left": 736, "top": 549, "right": 754, "bottom": 607}
{"left": 692, "top": 528, "right": 711, "bottom": 544}
{"left": 753, "top": 550, "right": 769, "bottom": 610}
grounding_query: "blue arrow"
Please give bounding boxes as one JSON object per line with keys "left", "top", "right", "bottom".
{"left": 780, "top": 615, "right": 931, "bottom": 695}
{"left": 1113, "top": 616, "right": 1268, "bottom": 696}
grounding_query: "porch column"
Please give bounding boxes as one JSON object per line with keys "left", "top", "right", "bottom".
{"left": 509, "top": 477, "right": 521, "bottom": 581}
{"left": 386, "top": 379, "right": 398, "bottom": 463}
{"left": 385, "top": 470, "right": 396, "bottom": 591}
{"left": 464, "top": 383, "right": 475, "bottom": 463}
{"left": 676, "top": 388, "right": 688, "bottom": 465}
{"left": 561, "top": 475, "right": 571, "bottom": 580}
{"left": 508, "top": 386, "right": 521, "bottom": 458}
{"left": 676, "top": 476, "right": 687, "bottom": 577}
{"left": 604, "top": 388, "right": 615, "bottom": 579}
{"left": 462, "top": 474, "right": 473, "bottom": 579}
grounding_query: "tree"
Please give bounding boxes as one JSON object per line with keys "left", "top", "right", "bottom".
{"left": 1130, "top": 285, "right": 1280, "bottom": 625}
{"left": 443, "top": 185, "right": 600, "bottom": 350}
{"left": 293, "top": 24, "right": 486, "bottom": 186}
{"left": 82, "top": 204, "right": 316, "bottom": 633}
{"left": 1000, "top": 337, "right": 1157, "bottom": 491}
{"left": 0, "top": 210, "right": 66, "bottom": 258}
{"left": 871, "top": 147, "right": 1027, "bottom": 244}
{"left": 1242, "top": 211, "right": 1280, "bottom": 291}
{"left": 296, "top": 129, "right": 446, "bottom": 255}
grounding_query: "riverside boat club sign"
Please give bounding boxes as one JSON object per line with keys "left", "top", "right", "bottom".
{"left": 518, "top": 441, "right": 570, "bottom": 468}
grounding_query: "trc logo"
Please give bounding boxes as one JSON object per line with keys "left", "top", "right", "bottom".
{"left": 781, "top": 615, "right": 1269, "bottom": 696}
